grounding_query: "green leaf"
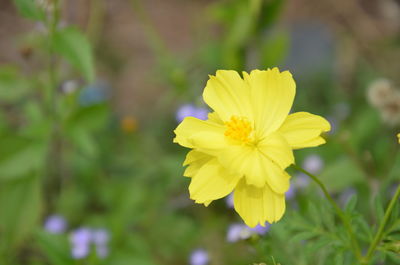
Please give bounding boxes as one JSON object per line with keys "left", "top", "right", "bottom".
{"left": 66, "top": 103, "right": 108, "bottom": 131}
{"left": 0, "top": 175, "right": 42, "bottom": 250}
{"left": 388, "top": 201, "right": 400, "bottom": 232}
{"left": 35, "top": 230, "right": 72, "bottom": 265}
{"left": 260, "top": 30, "right": 289, "bottom": 68}
{"left": 68, "top": 129, "right": 98, "bottom": 157}
{"left": 386, "top": 250, "right": 400, "bottom": 263}
{"left": 290, "top": 231, "right": 318, "bottom": 242}
{"left": 0, "top": 134, "right": 47, "bottom": 180}
{"left": 382, "top": 240, "right": 400, "bottom": 254}
{"left": 319, "top": 156, "right": 364, "bottom": 192}
{"left": 53, "top": 27, "right": 95, "bottom": 82}
{"left": 354, "top": 216, "right": 373, "bottom": 242}
{"left": 387, "top": 152, "right": 400, "bottom": 182}
{"left": 374, "top": 194, "right": 385, "bottom": 224}
{"left": 334, "top": 251, "right": 344, "bottom": 265}
{"left": 308, "top": 236, "right": 333, "bottom": 253}
{"left": 308, "top": 202, "right": 322, "bottom": 227}
{"left": 344, "top": 194, "right": 358, "bottom": 213}
{"left": 0, "top": 66, "right": 31, "bottom": 102}
{"left": 348, "top": 108, "right": 381, "bottom": 150}
{"left": 258, "top": 0, "right": 285, "bottom": 28}
{"left": 13, "top": 0, "right": 45, "bottom": 21}
{"left": 387, "top": 219, "right": 400, "bottom": 235}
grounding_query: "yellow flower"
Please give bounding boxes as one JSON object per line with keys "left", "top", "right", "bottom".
{"left": 173, "top": 68, "right": 330, "bottom": 227}
{"left": 397, "top": 133, "right": 400, "bottom": 143}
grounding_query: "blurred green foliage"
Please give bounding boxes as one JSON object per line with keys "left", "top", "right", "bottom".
{"left": 0, "top": 0, "right": 399, "bottom": 264}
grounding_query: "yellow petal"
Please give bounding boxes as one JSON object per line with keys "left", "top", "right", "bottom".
{"left": 183, "top": 150, "right": 210, "bottom": 166}
{"left": 218, "top": 145, "right": 266, "bottom": 187}
{"left": 258, "top": 132, "right": 294, "bottom": 169}
{"left": 203, "top": 70, "right": 252, "bottom": 121}
{"left": 189, "top": 131, "right": 227, "bottom": 150}
{"left": 278, "top": 112, "right": 331, "bottom": 149}
{"left": 243, "top": 68, "right": 296, "bottom": 137}
{"left": 218, "top": 145, "right": 290, "bottom": 193}
{"left": 397, "top": 133, "right": 400, "bottom": 143}
{"left": 173, "top": 117, "right": 225, "bottom": 148}
{"left": 183, "top": 151, "right": 213, "bottom": 178}
{"left": 233, "top": 179, "right": 286, "bottom": 227}
{"left": 207, "top": 112, "right": 224, "bottom": 125}
{"left": 189, "top": 158, "right": 242, "bottom": 204}
{"left": 261, "top": 158, "right": 291, "bottom": 194}
{"left": 299, "top": 136, "right": 326, "bottom": 148}
{"left": 184, "top": 163, "right": 202, "bottom": 178}
{"left": 203, "top": 201, "right": 212, "bottom": 207}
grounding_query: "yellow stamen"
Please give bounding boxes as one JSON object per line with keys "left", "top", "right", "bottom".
{"left": 224, "top": 116, "right": 252, "bottom": 143}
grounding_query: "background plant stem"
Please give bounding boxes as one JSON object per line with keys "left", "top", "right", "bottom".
{"left": 362, "top": 184, "right": 400, "bottom": 264}
{"left": 45, "top": 0, "right": 63, "bottom": 209}
{"left": 292, "top": 164, "right": 363, "bottom": 262}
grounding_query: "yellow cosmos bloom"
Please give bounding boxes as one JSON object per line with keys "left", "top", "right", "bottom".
{"left": 173, "top": 68, "right": 330, "bottom": 227}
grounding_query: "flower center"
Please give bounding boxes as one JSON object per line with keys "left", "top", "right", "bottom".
{"left": 224, "top": 116, "right": 252, "bottom": 143}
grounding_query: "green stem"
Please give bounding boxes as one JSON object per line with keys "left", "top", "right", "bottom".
{"left": 44, "top": 0, "right": 63, "bottom": 208}
{"left": 46, "top": 0, "right": 60, "bottom": 119}
{"left": 129, "top": 0, "right": 189, "bottom": 95}
{"left": 292, "top": 164, "right": 362, "bottom": 261}
{"left": 129, "top": 0, "right": 168, "bottom": 58}
{"left": 87, "top": 0, "right": 105, "bottom": 46}
{"left": 362, "top": 184, "right": 400, "bottom": 264}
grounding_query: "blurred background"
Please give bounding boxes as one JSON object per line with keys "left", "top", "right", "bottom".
{"left": 1, "top": 0, "right": 400, "bottom": 264}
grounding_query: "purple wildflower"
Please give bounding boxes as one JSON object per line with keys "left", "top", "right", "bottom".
{"left": 92, "top": 228, "right": 110, "bottom": 259}
{"left": 285, "top": 185, "right": 296, "bottom": 200}
{"left": 227, "top": 224, "right": 248, "bottom": 242}
{"left": 227, "top": 222, "right": 269, "bottom": 243}
{"left": 225, "top": 193, "right": 234, "bottom": 208}
{"left": 295, "top": 173, "right": 310, "bottom": 188}
{"left": 92, "top": 229, "right": 110, "bottom": 245}
{"left": 70, "top": 228, "right": 92, "bottom": 246}
{"left": 250, "top": 222, "right": 270, "bottom": 235}
{"left": 70, "top": 228, "right": 92, "bottom": 260}
{"left": 71, "top": 244, "right": 90, "bottom": 259}
{"left": 302, "top": 154, "right": 324, "bottom": 174}
{"left": 176, "top": 104, "right": 208, "bottom": 122}
{"left": 190, "top": 249, "right": 209, "bottom": 265}
{"left": 96, "top": 244, "right": 109, "bottom": 259}
{"left": 44, "top": 215, "right": 67, "bottom": 234}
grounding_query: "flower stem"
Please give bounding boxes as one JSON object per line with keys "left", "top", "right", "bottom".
{"left": 362, "top": 184, "right": 400, "bottom": 264}
{"left": 292, "top": 164, "right": 362, "bottom": 261}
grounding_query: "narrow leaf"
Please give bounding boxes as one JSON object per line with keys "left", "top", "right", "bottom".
{"left": 13, "top": 0, "right": 45, "bottom": 21}
{"left": 53, "top": 27, "right": 95, "bottom": 82}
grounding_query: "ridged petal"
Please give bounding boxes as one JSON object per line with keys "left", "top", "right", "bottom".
{"left": 278, "top": 112, "right": 331, "bottom": 149}
{"left": 189, "top": 158, "right": 242, "bottom": 204}
{"left": 183, "top": 150, "right": 213, "bottom": 178}
{"left": 207, "top": 112, "right": 224, "bottom": 125}
{"left": 234, "top": 179, "right": 286, "bottom": 227}
{"left": 203, "top": 70, "right": 252, "bottom": 122}
{"left": 218, "top": 144, "right": 290, "bottom": 193}
{"left": 173, "top": 117, "right": 226, "bottom": 149}
{"left": 243, "top": 68, "right": 296, "bottom": 137}
{"left": 218, "top": 145, "right": 265, "bottom": 187}
{"left": 258, "top": 132, "right": 294, "bottom": 169}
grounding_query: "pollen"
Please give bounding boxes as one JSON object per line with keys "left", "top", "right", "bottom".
{"left": 224, "top": 116, "right": 253, "bottom": 143}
